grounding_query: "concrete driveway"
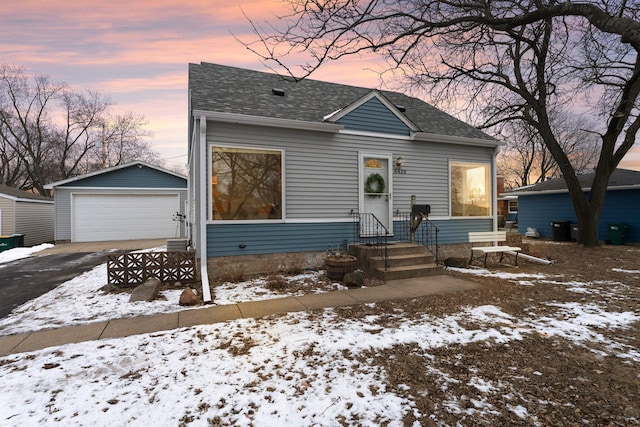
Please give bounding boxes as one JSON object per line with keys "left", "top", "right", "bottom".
{"left": 0, "top": 239, "right": 167, "bottom": 319}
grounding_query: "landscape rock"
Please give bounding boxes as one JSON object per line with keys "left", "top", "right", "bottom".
{"left": 444, "top": 257, "right": 468, "bottom": 268}
{"left": 179, "top": 288, "right": 199, "bottom": 306}
{"left": 129, "top": 277, "right": 162, "bottom": 302}
{"left": 343, "top": 271, "right": 364, "bottom": 288}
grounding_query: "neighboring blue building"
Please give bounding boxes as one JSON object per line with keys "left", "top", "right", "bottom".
{"left": 45, "top": 161, "right": 187, "bottom": 242}
{"left": 508, "top": 169, "right": 640, "bottom": 243}
{"left": 188, "top": 63, "right": 503, "bottom": 263}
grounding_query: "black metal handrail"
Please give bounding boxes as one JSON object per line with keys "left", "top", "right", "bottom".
{"left": 352, "top": 211, "right": 390, "bottom": 270}
{"left": 396, "top": 212, "right": 441, "bottom": 264}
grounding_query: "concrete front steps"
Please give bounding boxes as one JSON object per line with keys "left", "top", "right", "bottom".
{"left": 349, "top": 242, "right": 443, "bottom": 281}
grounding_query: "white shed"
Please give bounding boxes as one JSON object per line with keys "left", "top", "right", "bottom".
{"left": 0, "top": 185, "right": 54, "bottom": 246}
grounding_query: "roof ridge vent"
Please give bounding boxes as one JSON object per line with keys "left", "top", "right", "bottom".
{"left": 272, "top": 88, "right": 285, "bottom": 96}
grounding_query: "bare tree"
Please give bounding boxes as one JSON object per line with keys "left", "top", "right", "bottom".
{"left": 244, "top": 0, "right": 640, "bottom": 246}
{"left": 0, "top": 64, "right": 159, "bottom": 196}
{"left": 497, "top": 111, "right": 600, "bottom": 188}
{"left": 81, "top": 112, "right": 158, "bottom": 172}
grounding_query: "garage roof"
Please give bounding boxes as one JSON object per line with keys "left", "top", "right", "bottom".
{"left": 45, "top": 161, "right": 186, "bottom": 189}
{"left": 507, "top": 169, "right": 640, "bottom": 196}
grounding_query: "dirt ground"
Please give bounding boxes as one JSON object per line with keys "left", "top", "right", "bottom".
{"left": 330, "top": 240, "right": 640, "bottom": 425}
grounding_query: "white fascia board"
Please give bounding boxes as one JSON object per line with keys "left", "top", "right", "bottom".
{"left": 339, "top": 129, "right": 412, "bottom": 140}
{"left": 56, "top": 187, "right": 186, "bottom": 191}
{"left": 192, "top": 110, "right": 343, "bottom": 133}
{"left": 510, "top": 184, "right": 640, "bottom": 196}
{"left": 0, "top": 194, "right": 53, "bottom": 203}
{"left": 15, "top": 198, "right": 54, "bottom": 204}
{"left": 412, "top": 132, "right": 502, "bottom": 148}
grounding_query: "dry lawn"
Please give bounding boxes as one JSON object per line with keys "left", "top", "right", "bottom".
{"left": 333, "top": 240, "right": 640, "bottom": 425}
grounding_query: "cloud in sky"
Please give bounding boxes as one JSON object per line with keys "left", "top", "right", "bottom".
{"left": 2, "top": 0, "right": 639, "bottom": 172}
{"left": 1, "top": 0, "right": 389, "bottom": 171}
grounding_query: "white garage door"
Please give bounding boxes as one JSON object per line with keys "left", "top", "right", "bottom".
{"left": 73, "top": 193, "right": 179, "bottom": 242}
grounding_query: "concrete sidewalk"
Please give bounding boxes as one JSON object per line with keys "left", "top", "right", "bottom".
{"left": 0, "top": 275, "right": 479, "bottom": 357}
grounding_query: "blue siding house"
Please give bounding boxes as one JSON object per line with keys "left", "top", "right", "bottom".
{"left": 188, "top": 63, "right": 502, "bottom": 285}
{"left": 508, "top": 169, "right": 640, "bottom": 243}
{"left": 45, "top": 161, "right": 187, "bottom": 242}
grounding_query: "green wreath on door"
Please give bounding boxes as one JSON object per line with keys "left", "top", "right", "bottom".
{"left": 365, "top": 173, "right": 385, "bottom": 197}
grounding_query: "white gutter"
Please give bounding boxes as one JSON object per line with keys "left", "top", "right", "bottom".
{"left": 198, "top": 116, "right": 212, "bottom": 303}
{"left": 412, "top": 132, "right": 502, "bottom": 148}
{"left": 192, "top": 110, "right": 344, "bottom": 133}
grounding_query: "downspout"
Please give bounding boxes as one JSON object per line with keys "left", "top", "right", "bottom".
{"left": 199, "top": 116, "right": 212, "bottom": 303}
{"left": 492, "top": 145, "right": 501, "bottom": 232}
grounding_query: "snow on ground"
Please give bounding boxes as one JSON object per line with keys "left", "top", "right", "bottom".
{"left": 0, "top": 247, "right": 334, "bottom": 336}
{"left": 0, "top": 243, "right": 53, "bottom": 265}
{"left": 0, "top": 245, "right": 639, "bottom": 425}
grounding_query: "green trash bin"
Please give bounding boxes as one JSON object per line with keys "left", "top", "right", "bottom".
{"left": 0, "top": 235, "right": 16, "bottom": 253}
{"left": 608, "top": 223, "right": 629, "bottom": 245}
{"left": 11, "top": 234, "right": 25, "bottom": 247}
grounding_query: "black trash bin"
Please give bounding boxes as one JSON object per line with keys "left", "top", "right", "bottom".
{"left": 551, "top": 221, "right": 571, "bottom": 241}
{"left": 570, "top": 224, "right": 579, "bottom": 242}
{"left": 11, "top": 234, "right": 25, "bottom": 248}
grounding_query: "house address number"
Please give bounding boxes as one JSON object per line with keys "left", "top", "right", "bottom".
{"left": 393, "top": 167, "right": 407, "bottom": 175}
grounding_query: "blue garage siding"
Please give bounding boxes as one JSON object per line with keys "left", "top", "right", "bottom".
{"left": 518, "top": 189, "right": 639, "bottom": 243}
{"left": 517, "top": 194, "right": 575, "bottom": 239}
{"left": 65, "top": 165, "right": 186, "bottom": 188}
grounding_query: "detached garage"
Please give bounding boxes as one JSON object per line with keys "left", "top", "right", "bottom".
{"left": 45, "top": 162, "right": 187, "bottom": 242}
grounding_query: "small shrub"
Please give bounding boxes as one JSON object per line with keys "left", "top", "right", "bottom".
{"left": 265, "top": 272, "right": 289, "bottom": 291}
{"left": 219, "top": 261, "right": 246, "bottom": 283}
{"left": 281, "top": 252, "right": 307, "bottom": 275}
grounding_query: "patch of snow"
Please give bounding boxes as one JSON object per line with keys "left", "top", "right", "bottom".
{"left": 0, "top": 243, "right": 53, "bottom": 266}
{"left": 612, "top": 268, "right": 640, "bottom": 274}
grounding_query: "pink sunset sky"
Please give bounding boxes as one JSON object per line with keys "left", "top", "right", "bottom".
{"left": 2, "top": 0, "right": 639, "bottom": 172}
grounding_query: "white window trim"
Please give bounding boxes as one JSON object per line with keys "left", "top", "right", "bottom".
{"left": 449, "top": 160, "right": 492, "bottom": 218}
{"left": 208, "top": 144, "right": 285, "bottom": 224}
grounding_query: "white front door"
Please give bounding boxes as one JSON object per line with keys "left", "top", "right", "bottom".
{"left": 359, "top": 153, "right": 393, "bottom": 236}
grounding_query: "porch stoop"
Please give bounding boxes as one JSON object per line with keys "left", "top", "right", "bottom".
{"left": 349, "top": 242, "right": 443, "bottom": 281}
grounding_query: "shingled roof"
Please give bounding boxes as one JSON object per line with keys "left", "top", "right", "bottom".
{"left": 0, "top": 185, "right": 52, "bottom": 202}
{"left": 508, "top": 169, "right": 640, "bottom": 195}
{"left": 189, "top": 62, "right": 496, "bottom": 141}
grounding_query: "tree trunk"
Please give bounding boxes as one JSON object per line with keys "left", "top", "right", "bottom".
{"left": 569, "top": 173, "right": 608, "bottom": 247}
{"left": 575, "top": 205, "right": 601, "bottom": 247}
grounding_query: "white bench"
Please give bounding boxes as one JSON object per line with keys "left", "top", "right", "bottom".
{"left": 468, "top": 231, "right": 521, "bottom": 267}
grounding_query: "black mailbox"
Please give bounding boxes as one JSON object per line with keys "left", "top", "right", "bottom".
{"left": 411, "top": 204, "right": 431, "bottom": 216}
{"left": 411, "top": 204, "right": 430, "bottom": 232}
